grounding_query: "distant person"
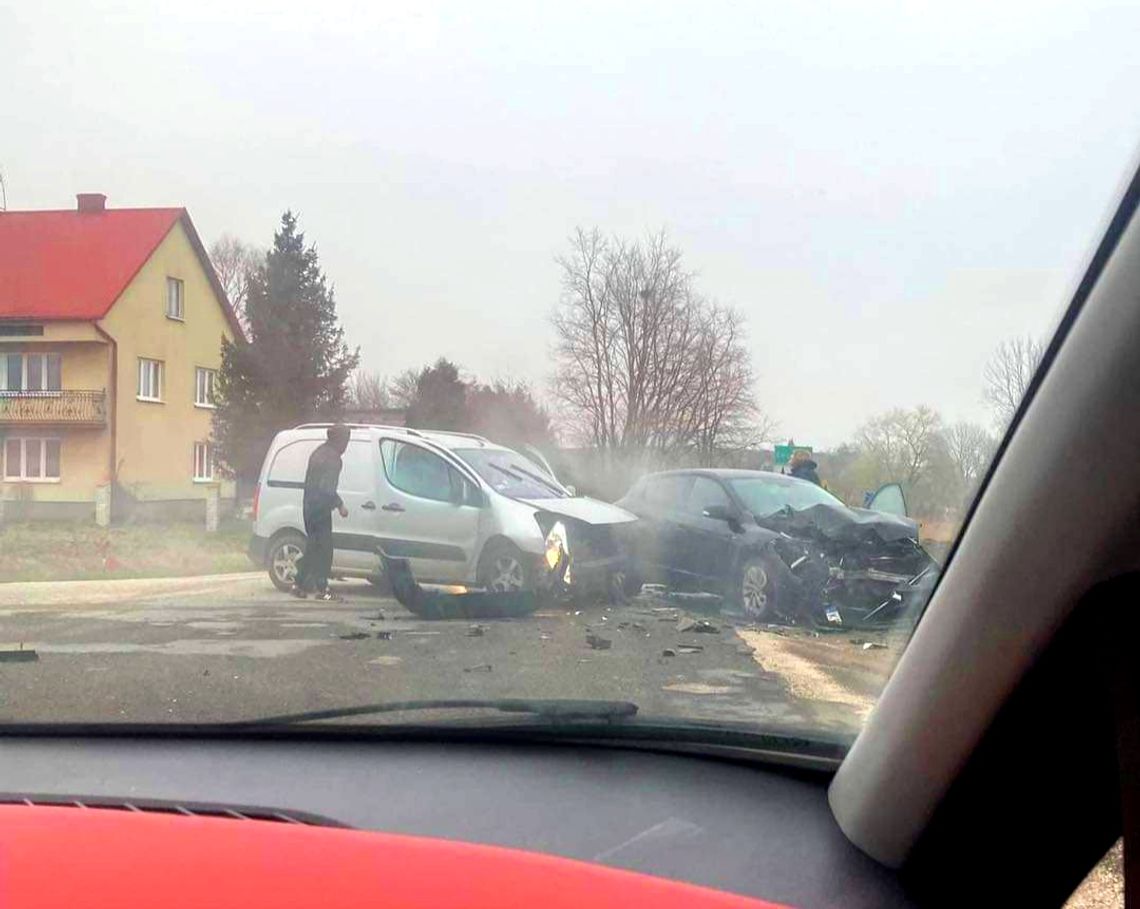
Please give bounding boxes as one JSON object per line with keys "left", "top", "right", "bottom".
{"left": 293, "top": 424, "right": 350, "bottom": 601}
{"left": 788, "top": 449, "right": 821, "bottom": 486}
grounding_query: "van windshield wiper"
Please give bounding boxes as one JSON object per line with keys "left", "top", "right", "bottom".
{"left": 507, "top": 462, "right": 567, "bottom": 497}
{"left": 234, "top": 698, "right": 639, "bottom": 727}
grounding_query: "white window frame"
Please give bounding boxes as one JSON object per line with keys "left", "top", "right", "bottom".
{"left": 166, "top": 277, "right": 185, "bottom": 321}
{"left": 194, "top": 367, "right": 217, "bottom": 408}
{"left": 2, "top": 436, "right": 61, "bottom": 483}
{"left": 193, "top": 441, "right": 215, "bottom": 482}
{"left": 0, "top": 352, "right": 62, "bottom": 394}
{"left": 137, "top": 358, "right": 164, "bottom": 402}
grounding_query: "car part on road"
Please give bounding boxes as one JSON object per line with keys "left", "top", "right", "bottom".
{"left": 267, "top": 532, "right": 306, "bottom": 592}
{"left": 384, "top": 557, "right": 541, "bottom": 620}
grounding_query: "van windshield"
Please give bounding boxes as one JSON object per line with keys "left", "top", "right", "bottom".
{"left": 455, "top": 449, "right": 568, "bottom": 499}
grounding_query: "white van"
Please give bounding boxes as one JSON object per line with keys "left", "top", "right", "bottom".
{"left": 248, "top": 424, "right": 637, "bottom": 596}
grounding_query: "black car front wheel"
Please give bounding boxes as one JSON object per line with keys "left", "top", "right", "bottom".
{"left": 731, "top": 554, "right": 780, "bottom": 619}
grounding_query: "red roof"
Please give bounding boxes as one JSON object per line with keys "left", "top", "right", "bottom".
{"left": 0, "top": 206, "right": 240, "bottom": 334}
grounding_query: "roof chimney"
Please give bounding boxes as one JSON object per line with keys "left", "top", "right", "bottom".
{"left": 76, "top": 193, "right": 107, "bottom": 213}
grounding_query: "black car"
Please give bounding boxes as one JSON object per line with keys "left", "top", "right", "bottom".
{"left": 616, "top": 469, "right": 939, "bottom": 629}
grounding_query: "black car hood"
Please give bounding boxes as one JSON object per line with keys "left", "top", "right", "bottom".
{"left": 757, "top": 502, "right": 920, "bottom": 545}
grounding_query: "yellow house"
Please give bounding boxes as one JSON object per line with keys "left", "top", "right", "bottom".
{"left": 0, "top": 193, "right": 240, "bottom": 521}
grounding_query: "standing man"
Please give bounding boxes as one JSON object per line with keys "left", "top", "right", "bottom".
{"left": 292, "top": 424, "right": 351, "bottom": 601}
{"left": 788, "top": 449, "right": 822, "bottom": 486}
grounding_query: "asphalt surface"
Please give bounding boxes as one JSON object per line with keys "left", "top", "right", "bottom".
{"left": 0, "top": 573, "right": 856, "bottom": 732}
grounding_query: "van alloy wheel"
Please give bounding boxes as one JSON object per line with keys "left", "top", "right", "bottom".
{"left": 272, "top": 541, "right": 304, "bottom": 587}
{"left": 488, "top": 555, "right": 526, "bottom": 592}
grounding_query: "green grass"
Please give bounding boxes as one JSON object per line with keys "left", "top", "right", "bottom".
{"left": 0, "top": 520, "right": 254, "bottom": 583}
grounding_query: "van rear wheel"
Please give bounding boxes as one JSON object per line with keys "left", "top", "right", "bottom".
{"left": 268, "top": 532, "right": 306, "bottom": 592}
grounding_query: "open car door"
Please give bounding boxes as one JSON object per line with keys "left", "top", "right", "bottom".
{"left": 865, "top": 482, "right": 908, "bottom": 518}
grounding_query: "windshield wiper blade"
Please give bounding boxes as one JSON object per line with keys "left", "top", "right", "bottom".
{"left": 233, "top": 698, "right": 639, "bottom": 727}
{"left": 508, "top": 462, "right": 567, "bottom": 497}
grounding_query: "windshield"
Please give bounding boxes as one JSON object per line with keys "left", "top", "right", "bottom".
{"left": 729, "top": 477, "right": 844, "bottom": 517}
{"left": 455, "top": 448, "right": 569, "bottom": 499}
{"left": 3, "top": 5, "right": 1138, "bottom": 788}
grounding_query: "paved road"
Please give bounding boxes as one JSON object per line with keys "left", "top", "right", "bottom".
{"left": 0, "top": 574, "right": 853, "bottom": 731}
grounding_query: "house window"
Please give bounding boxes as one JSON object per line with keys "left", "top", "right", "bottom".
{"left": 166, "top": 277, "right": 185, "bottom": 320}
{"left": 193, "top": 442, "right": 215, "bottom": 482}
{"left": 0, "top": 353, "right": 61, "bottom": 392}
{"left": 2, "top": 437, "right": 61, "bottom": 482}
{"left": 195, "top": 367, "right": 217, "bottom": 407}
{"left": 138, "top": 358, "right": 163, "bottom": 401}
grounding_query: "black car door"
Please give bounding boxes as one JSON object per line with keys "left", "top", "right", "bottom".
{"left": 633, "top": 474, "right": 693, "bottom": 584}
{"left": 675, "top": 476, "right": 739, "bottom": 589}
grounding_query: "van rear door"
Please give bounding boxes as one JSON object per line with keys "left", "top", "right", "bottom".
{"left": 264, "top": 437, "right": 381, "bottom": 576}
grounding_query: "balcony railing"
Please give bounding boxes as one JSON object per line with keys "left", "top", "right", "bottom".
{"left": 0, "top": 390, "right": 107, "bottom": 426}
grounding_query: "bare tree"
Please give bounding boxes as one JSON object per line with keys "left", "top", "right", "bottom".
{"left": 209, "top": 235, "right": 264, "bottom": 330}
{"left": 855, "top": 406, "right": 944, "bottom": 487}
{"left": 551, "top": 227, "right": 765, "bottom": 460}
{"left": 348, "top": 370, "right": 391, "bottom": 410}
{"left": 943, "top": 420, "right": 995, "bottom": 493}
{"left": 983, "top": 335, "right": 1043, "bottom": 425}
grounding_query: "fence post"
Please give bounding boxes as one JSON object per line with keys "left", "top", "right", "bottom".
{"left": 205, "top": 484, "right": 220, "bottom": 533}
{"left": 94, "top": 484, "right": 111, "bottom": 528}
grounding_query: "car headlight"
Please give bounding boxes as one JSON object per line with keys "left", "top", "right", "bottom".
{"left": 544, "top": 520, "right": 570, "bottom": 571}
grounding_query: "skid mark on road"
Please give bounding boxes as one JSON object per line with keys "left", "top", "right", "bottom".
{"left": 736, "top": 629, "right": 875, "bottom": 719}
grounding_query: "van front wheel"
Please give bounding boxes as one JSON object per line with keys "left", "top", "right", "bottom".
{"left": 268, "top": 532, "right": 307, "bottom": 592}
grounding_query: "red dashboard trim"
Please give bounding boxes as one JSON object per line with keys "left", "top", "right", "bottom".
{"left": 0, "top": 805, "right": 791, "bottom": 908}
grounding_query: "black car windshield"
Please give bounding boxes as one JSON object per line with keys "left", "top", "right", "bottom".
{"left": 729, "top": 477, "right": 844, "bottom": 517}
{"left": 456, "top": 449, "right": 568, "bottom": 499}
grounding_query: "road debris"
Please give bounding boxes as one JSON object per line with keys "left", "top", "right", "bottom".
{"left": 662, "top": 648, "right": 677, "bottom": 657}
{"left": 369, "top": 655, "right": 402, "bottom": 667}
{"left": 677, "top": 618, "right": 719, "bottom": 634}
{"left": 663, "top": 682, "right": 736, "bottom": 695}
{"left": 467, "top": 625, "right": 487, "bottom": 637}
{"left": 337, "top": 632, "right": 369, "bottom": 641}
{"left": 0, "top": 645, "right": 38, "bottom": 663}
{"left": 463, "top": 663, "right": 493, "bottom": 673}
{"left": 585, "top": 633, "right": 612, "bottom": 650}
{"left": 376, "top": 631, "right": 393, "bottom": 641}
{"left": 676, "top": 644, "right": 704, "bottom": 655}
{"left": 862, "top": 641, "right": 887, "bottom": 651}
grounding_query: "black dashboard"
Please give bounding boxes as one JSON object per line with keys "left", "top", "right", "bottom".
{"left": 0, "top": 736, "right": 913, "bottom": 909}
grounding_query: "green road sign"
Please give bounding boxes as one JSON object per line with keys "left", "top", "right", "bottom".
{"left": 775, "top": 444, "right": 812, "bottom": 466}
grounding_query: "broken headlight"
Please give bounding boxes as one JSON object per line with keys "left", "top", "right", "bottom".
{"left": 544, "top": 520, "right": 570, "bottom": 572}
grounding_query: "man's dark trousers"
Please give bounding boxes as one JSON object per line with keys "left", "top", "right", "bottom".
{"left": 296, "top": 510, "right": 334, "bottom": 593}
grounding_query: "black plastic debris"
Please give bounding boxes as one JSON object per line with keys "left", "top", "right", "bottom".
{"left": 662, "top": 648, "right": 677, "bottom": 657}
{"left": 677, "top": 618, "right": 719, "bottom": 634}
{"left": 338, "top": 632, "right": 369, "bottom": 641}
{"left": 386, "top": 558, "right": 538, "bottom": 620}
{"left": 676, "top": 644, "right": 704, "bottom": 655}
{"left": 585, "top": 633, "right": 612, "bottom": 651}
{"left": 0, "top": 646, "right": 38, "bottom": 663}
{"left": 376, "top": 631, "right": 393, "bottom": 641}
{"left": 463, "top": 664, "right": 493, "bottom": 673}
{"left": 467, "top": 625, "right": 487, "bottom": 637}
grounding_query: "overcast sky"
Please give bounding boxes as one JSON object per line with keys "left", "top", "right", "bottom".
{"left": 5, "top": 1, "right": 1140, "bottom": 446}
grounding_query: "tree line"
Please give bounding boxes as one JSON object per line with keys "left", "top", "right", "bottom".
{"left": 209, "top": 213, "right": 1043, "bottom": 518}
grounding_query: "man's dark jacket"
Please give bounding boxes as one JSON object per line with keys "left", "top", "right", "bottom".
{"left": 302, "top": 442, "right": 344, "bottom": 521}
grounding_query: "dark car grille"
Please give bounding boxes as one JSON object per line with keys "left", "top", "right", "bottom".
{"left": 0, "top": 793, "right": 348, "bottom": 827}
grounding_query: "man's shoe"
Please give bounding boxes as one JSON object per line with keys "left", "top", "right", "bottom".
{"left": 290, "top": 586, "right": 308, "bottom": 599}
{"left": 314, "top": 591, "right": 343, "bottom": 602}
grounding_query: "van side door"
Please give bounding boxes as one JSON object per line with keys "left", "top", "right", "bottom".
{"left": 370, "top": 437, "right": 484, "bottom": 584}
